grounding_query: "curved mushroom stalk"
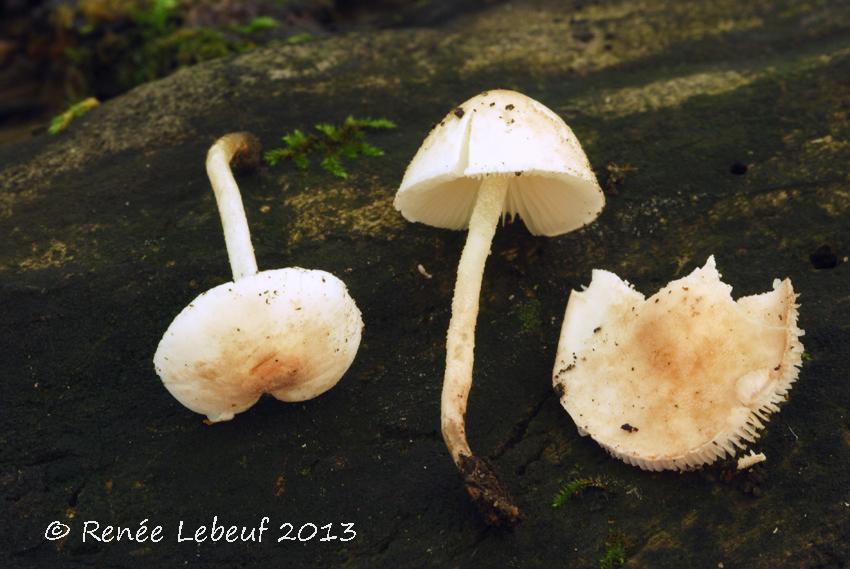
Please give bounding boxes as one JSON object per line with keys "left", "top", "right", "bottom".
{"left": 442, "top": 176, "right": 520, "bottom": 525}
{"left": 154, "top": 133, "right": 363, "bottom": 423}
{"left": 205, "top": 132, "right": 261, "bottom": 281}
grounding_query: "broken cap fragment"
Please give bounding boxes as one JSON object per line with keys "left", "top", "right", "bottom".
{"left": 153, "top": 133, "right": 362, "bottom": 422}
{"left": 737, "top": 451, "right": 767, "bottom": 470}
{"left": 553, "top": 256, "right": 803, "bottom": 471}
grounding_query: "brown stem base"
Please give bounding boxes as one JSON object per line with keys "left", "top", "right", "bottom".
{"left": 458, "top": 454, "right": 521, "bottom": 527}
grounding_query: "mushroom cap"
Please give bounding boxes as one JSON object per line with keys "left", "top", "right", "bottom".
{"left": 393, "top": 89, "right": 604, "bottom": 237}
{"left": 153, "top": 268, "right": 363, "bottom": 422}
{"left": 553, "top": 257, "right": 804, "bottom": 471}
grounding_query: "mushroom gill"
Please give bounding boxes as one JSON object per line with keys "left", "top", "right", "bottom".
{"left": 553, "top": 256, "right": 804, "bottom": 471}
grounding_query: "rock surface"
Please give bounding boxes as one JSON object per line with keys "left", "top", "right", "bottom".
{"left": 2, "top": 1, "right": 850, "bottom": 567}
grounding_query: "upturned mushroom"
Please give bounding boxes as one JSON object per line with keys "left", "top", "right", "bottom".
{"left": 154, "top": 133, "right": 363, "bottom": 422}
{"left": 394, "top": 90, "right": 605, "bottom": 525}
{"left": 553, "top": 256, "right": 803, "bottom": 470}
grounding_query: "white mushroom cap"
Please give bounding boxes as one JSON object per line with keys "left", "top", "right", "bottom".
{"left": 154, "top": 268, "right": 362, "bottom": 422}
{"left": 393, "top": 89, "right": 604, "bottom": 237}
{"left": 553, "top": 256, "right": 804, "bottom": 471}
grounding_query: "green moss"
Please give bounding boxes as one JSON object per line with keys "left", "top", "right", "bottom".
{"left": 552, "top": 477, "right": 607, "bottom": 508}
{"left": 48, "top": 98, "right": 100, "bottom": 135}
{"left": 132, "top": 0, "right": 179, "bottom": 37}
{"left": 511, "top": 298, "right": 543, "bottom": 332}
{"left": 44, "top": 0, "right": 254, "bottom": 99}
{"left": 118, "top": 28, "right": 249, "bottom": 89}
{"left": 599, "top": 538, "right": 626, "bottom": 569}
{"left": 264, "top": 116, "right": 396, "bottom": 178}
{"left": 232, "top": 16, "right": 279, "bottom": 35}
{"left": 286, "top": 32, "right": 315, "bottom": 45}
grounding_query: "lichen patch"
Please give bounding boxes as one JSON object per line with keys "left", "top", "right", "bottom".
{"left": 17, "top": 240, "right": 74, "bottom": 271}
{"left": 283, "top": 183, "right": 404, "bottom": 246}
{"left": 573, "top": 71, "right": 753, "bottom": 119}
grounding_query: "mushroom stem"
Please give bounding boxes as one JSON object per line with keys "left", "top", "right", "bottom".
{"left": 442, "top": 175, "right": 519, "bottom": 526}
{"left": 205, "top": 133, "right": 262, "bottom": 281}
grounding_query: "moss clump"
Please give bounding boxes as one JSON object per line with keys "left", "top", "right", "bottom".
{"left": 118, "top": 27, "right": 248, "bottom": 89}
{"left": 511, "top": 298, "right": 543, "bottom": 332}
{"left": 231, "top": 16, "right": 279, "bottom": 35}
{"left": 599, "top": 537, "right": 626, "bottom": 569}
{"left": 286, "top": 32, "right": 315, "bottom": 45}
{"left": 264, "top": 117, "right": 396, "bottom": 179}
{"left": 44, "top": 0, "right": 255, "bottom": 99}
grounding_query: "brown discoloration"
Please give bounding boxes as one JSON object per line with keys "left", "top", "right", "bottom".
{"left": 458, "top": 454, "right": 521, "bottom": 528}
{"left": 187, "top": 349, "right": 305, "bottom": 397}
{"left": 273, "top": 474, "right": 286, "bottom": 498}
{"left": 554, "top": 383, "right": 566, "bottom": 398}
{"left": 633, "top": 301, "right": 711, "bottom": 386}
{"left": 220, "top": 132, "right": 261, "bottom": 171}
{"left": 249, "top": 352, "right": 283, "bottom": 377}
{"left": 192, "top": 361, "right": 220, "bottom": 382}
{"left": 249, "top": 352, "right": 304, "bottom": 393}
{"left": 629, "top": 303, "right": 723, "bottom": 440}
{"left": 442, "top": 417, "right": 469, "bottom": 460}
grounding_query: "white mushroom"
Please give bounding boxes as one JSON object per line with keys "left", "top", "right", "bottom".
{"left": 154, "top": 133, "right": 363, "bottom": 422}
{"left": 394, "top": 90, "right": 604, "bottom": 524}
{"left": 553, "top": 256, "right": 803, "bottom": 471}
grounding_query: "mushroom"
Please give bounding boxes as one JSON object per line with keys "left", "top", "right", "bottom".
{"left": 553, "top": 256, "right": 803, "bottom": 470}
{"left": 154, "top": 133, "right": 363, "bottom": 422}
{"left": 394, "top": 90, "right": 605, "bottom": 525}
